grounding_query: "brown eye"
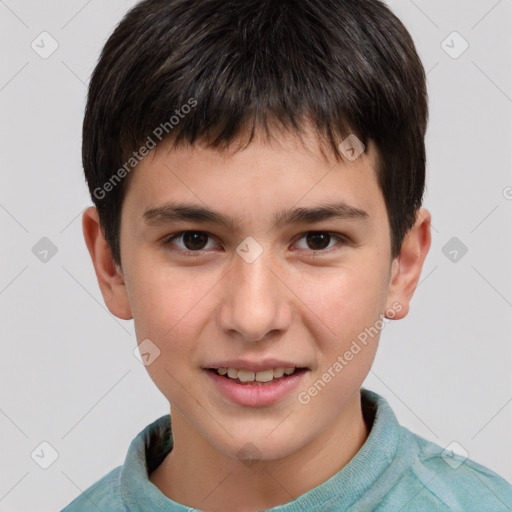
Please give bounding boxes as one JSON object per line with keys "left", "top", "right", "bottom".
{"left": 305, "top": 232, "right": 332, "bottom": 250}
{"left": 165, "top": 231, "right": 216, "bottom": 253}
{"left": 182, "top": 231, "right": 209, "bottom": 250}
{"left": 293, "top": 231, "right": 345, "bottom": 253}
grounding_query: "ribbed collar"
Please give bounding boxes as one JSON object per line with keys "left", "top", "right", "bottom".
{"left": 120, "top": 388, "right": 402, "bottom": 511}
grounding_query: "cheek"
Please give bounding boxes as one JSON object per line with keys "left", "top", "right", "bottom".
{"left": 127, "top": 264, "right": 220, "bottom": 349}
{"left": 296, "top": 262, "right": 388, "bottom": 345}
{"left": 293, "top": 266, "right": 387, "bottom": 415}
{"left": 127, "top": 266, "right": 216, "bottom": 398}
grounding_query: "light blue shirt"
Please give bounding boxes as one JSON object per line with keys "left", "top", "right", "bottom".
{"left": 61, "top": 389, "right": 512, "bottom": 511}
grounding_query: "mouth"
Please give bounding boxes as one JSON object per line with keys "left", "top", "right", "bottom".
{"left": 206, "top": 366, "right": 308, "bottom": 385}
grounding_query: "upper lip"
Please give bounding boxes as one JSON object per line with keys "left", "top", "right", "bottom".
{"left": 203, "top": 359, "right": 308, "bottom": 372}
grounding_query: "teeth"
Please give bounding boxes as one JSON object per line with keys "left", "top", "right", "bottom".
{"left": 273, "top": 367, "right": 285, "bottom": 378}
{"left": 255, "top": 369, "right": 274, "bottom": 382}
{"left": 238, "top": 370, "right": 255, "bottom": 382}
{"left": 215, "top": 367, "right": 298, "bottom": 382}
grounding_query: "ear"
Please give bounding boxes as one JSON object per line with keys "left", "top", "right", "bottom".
{"left": 385, "top": 207, "right": 432, "bottom": 320}
{"left": 82, "top": 206, "right": 133, "bottom": 320}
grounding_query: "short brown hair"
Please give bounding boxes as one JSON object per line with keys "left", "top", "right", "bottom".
{"left": 83, "top": 0, "right": 428, "bottom": 265}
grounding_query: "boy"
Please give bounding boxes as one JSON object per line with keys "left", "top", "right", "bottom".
{"left": 62, "top": 0, "right": 512, "bottom": 510}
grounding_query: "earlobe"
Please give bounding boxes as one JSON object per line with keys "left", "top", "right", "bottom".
{"left": 82, "top": 206, "right": 133, "bottom": 320}
{"left": 385, "top": 208, "right": 432, "bottom": 320}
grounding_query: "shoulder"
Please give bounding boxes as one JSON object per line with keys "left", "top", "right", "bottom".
{"left": 60, "top": 466, "right": 125, "bottom": 512}
{"left": 60, "top": 414, "right": 172, "bottom": 512}
{"left": 393, "top": 427, "right": 512, "bottom": 511}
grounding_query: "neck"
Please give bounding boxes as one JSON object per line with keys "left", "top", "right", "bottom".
{"left": 150, "top": 392, "right": 368, "bottom": 512}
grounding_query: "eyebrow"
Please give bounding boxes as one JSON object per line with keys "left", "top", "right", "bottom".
{"left": 143, "top": 201, "right": 369, "bottom": 230}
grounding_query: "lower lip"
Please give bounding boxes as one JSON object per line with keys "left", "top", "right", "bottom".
{"left": 205, "top": 369, "right": 308, "bottom": 407}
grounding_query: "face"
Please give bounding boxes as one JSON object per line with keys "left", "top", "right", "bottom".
{"left": 107, "top": 127, "right": 410, "bottom": 462}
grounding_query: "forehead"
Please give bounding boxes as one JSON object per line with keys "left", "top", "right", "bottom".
{"left": 123, "top": 126, "right": 385, "bottom": 228}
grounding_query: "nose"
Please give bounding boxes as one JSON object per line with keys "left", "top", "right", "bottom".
{"left": 216, "top": 249, "right": 293, "bottom": 343}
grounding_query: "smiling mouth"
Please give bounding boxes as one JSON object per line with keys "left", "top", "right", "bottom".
{"left": 207, "top": 367, "right": 308, "bottom": 385}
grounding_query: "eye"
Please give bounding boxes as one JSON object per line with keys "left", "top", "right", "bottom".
{"left": 163, "top": 230, "right": 346, "bottom": 257}
{"left": 293, "top": 231, "right": 345, "bottom": 252}
{"left": 164, "top": 231, "right": 218, "bottom": 254}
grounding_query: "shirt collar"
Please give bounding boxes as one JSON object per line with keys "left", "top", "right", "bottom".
{"left": 120, "top": 388, "right": 402, "bottom": 511}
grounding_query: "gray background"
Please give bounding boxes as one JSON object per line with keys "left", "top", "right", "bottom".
{"left": 1, "top": 0, "right": 511, "bottom": 510}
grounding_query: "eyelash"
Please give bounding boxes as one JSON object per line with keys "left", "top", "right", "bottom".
{"left": 163, "top": 231, "right": 348, "bottom": 257}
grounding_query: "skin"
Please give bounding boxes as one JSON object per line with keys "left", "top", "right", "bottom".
{"left": 83, "top": 125, "right": 431, "bottom": 512}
